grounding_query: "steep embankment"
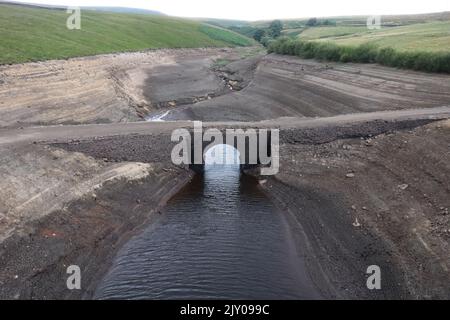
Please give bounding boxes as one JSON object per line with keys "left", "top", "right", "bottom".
{"left": 261, "top": 119, "right": 450, "bottom": 299}
{"left": 0, "top": 3, "right": 254, "bottom": 65}
{"left": 0, "top": 47, "right": 258, "bottom": 128}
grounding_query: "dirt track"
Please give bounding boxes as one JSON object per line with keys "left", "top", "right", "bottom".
{"left": 0, "top": 48, "right": 449, "bottom": 299}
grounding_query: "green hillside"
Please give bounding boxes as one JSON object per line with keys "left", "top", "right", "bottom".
{"left": 302, "top": 21, "right": 450, "bottom": 52}
{"left": 0, "top": 4, "right": 254, "bottom": 64}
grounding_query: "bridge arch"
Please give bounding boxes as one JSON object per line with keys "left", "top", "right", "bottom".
{"left": 204, "top": 143, "right": 241, "bottom": 166}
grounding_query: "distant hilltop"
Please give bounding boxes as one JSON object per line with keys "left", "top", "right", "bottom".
{"left": 0, "top": 1, "right": 165, "bottom": 15}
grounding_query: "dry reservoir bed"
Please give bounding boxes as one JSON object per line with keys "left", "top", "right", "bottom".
{"left": 0, "top": 48, "right": 449, "bottom": 299}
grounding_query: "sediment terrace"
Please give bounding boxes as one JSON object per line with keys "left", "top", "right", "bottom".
{"left": 0, "top": 47, "right": 449, "bottom": 299}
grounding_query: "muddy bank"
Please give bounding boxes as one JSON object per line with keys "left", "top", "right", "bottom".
{"left": 0, "top": 47, "right": 260, "bottom": 128}
{"left": 0, "top": 137, "right": 194, "bottom": 299}
{"left": 166, "top": 54, "right": 450, "bottom": 121}
{"left": 4, "top": 47, "right": 450, "bottom": 128}
{"left": 260, "top": 120, "right": 450, "bottom": 299}
{"left": 0, "top": 159, "right": 193, "bottom": 299}
{"left": 0, "top": 144, "right": 155, "bottom": 242}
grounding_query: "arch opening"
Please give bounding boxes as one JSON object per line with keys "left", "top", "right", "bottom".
{"left": 204, "top": 144, "right": 241, "bottom": 166}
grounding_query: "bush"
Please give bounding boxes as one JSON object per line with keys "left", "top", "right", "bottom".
{"left": 260, "top": 36, "right": 273, "bottom": 48}
{"left": 376, "top": 47, "right": 396, "bottom": 66}
{"left": 352, "top": 43, "right": 378, "bottom": 63}
{"left": 267, "top": 38, "right": 450, "bottom": 73}
{"left": 315, "top": 42, "right": 341, "bottom": 61}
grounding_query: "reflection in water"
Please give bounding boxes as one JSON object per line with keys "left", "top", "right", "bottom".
{"left": 95, "top": 145, "right": 320, "bottom": 299}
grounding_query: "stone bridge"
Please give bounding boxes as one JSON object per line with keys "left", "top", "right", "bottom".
{"left": 1, "top": 106, "right": 449, "bottom": 173}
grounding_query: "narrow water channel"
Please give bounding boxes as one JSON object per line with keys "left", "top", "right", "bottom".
{"left": 95, "top": 145, "right": 320, "bottom": 299}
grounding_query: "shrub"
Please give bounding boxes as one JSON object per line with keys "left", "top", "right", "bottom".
{"left": 267, "top": 38, "right": 450, "bottom": 73}
{"left": 376, "top": 47, "right": 396, "bottom": 66}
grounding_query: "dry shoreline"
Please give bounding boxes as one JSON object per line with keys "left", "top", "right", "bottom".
{"left": 0, "top": 161, "right": 194, "bottom": 299}
{"left": 261, "top": 120, "right": 450, "bottom": 299}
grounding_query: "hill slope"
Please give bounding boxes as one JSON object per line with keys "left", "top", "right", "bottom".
{"left": 0, "top": 3, "right": 254, "bottom": 64}
{"left": 300, "top": 21, "right": 450, "bottom": 52}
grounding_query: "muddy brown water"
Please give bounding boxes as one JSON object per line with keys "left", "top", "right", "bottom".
{"left": 94, "top": 146, "right": 321, "bottom": 299}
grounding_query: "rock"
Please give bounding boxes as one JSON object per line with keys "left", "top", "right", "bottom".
{"left": 352, "top": 218, "right": 361, "bottom": 227}
{"left": 398, "top": 184, "right": 409, "bottom": 190}
{"left": 346, "top": 173, "right": 355, "bottom": 178}
{"left": 342, "top": 144, "right": 351, "bottom": 150}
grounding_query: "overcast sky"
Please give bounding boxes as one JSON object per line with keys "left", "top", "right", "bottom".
{"left": 8, "top": 0, "right": 450, "bottom": 20}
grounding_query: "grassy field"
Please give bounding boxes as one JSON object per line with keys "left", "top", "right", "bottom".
{"left": 0, "top": 4, "right": 254, "bottom": 64}
{"left": 271, "top": 18, "right": 450, "bottom": 72}
{"left": 309, "top": 22, "right": 450, "bottom": 52}
{"left": 299, "top": 26, "right": 370, "bottom": 40}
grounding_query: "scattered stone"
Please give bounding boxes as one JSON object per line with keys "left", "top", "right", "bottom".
{"left": 362, "top": 206, "right": 368, "bottom": 210}
{"left": 342, "top": 144, "right": 351, "bottom": 150}
{"left": 352, "top": 218, "right": 361, "bottom": 227}
{"left": 398, "top": 184, "right": 409, "bottom": 190}
{"left": 351, "top": 205, "right": 357, "bottom": 211}
{"left": 346, "top": 173, "right": 355, "bottom": 178}
{"left": 136, "top": 199, "right": 141, "bottom": 204}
